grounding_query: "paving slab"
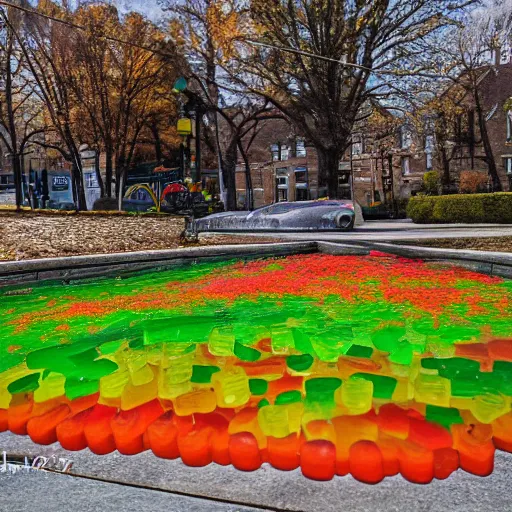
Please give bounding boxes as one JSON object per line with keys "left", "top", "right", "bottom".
{"left": 0, "top": 470, "right": 260, "bottom": 512}
{"left": 2, "top": 432, "right": 512, "bottom": 512}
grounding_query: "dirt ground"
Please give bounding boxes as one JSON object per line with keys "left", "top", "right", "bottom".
{"left": 404, "top": 237, "right": 512, "bottom": 253}
{"left": 0, "top": 212, "right": 279, "bottom": 261}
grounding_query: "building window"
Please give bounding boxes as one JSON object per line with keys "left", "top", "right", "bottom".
{"left": 276, "top": 170, "right": 289, "bottom": 202}
{"left": 295, "top": 139, "right": 306, "bottom": 157}
{"left": 352, "top": 135, "right": 363, "bottom": 156}
{"left": 294, "top": 167, "right": 307, "bottom": 183}
{"left": 401, "top": 156, "right": 410, "bottom": 176}
{"left": 280, "top": 146, "right": 290, "bottom": 161}
{"left": 296, "top": 187, "right": 308, "bottom": 201}
{"left": 507, "top": 111, "right": 512, "bottom": 142}
{"left": 338, "top": 173, "right": 351, "bottom": 199}
{"left": 277, "top": 188, "right": 288, "bottom": 201}
{"left": 400, "top": 126, "right": 413, "bottom": 149}
{"left": 505, "top": 157, "right": 512, "bottom": 174}
{"left": 271, "top": 143, "right": 280, "bottom": 161}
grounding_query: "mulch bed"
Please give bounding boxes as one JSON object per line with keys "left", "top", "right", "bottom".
{"left": 0, "top": 212, "right": 280, "bottom": 261}
{"left": 401, "top": 237, "right": 512, "bottom": 253}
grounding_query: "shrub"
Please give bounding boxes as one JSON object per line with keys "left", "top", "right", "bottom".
{"left": 422, "top": 171, "right": 440, "bottom": 196}
{"left": 407, "top": 193, "right": 512, "bottom": 224}
{"left": 406, "top": 196, "right": 436, "bottom": 223}
{"left": 459, "top": 171, "right": 488, "bottom": 194}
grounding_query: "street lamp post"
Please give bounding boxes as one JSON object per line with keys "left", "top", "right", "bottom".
{"left": 172, "top": 77, "right": 206, "bottom": 186}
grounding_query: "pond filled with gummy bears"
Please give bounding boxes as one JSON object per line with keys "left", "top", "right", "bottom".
{"left": 1, "top": 252, "right": 512, "bottom": 484}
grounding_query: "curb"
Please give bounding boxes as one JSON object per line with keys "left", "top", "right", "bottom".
{"left": 0, "top": 242, "right": 317, "bottom": 287}
{"left": 0, "top": 240, "right": 511, "bottom": 287}
{"left": 354, "top": 242, "right": 512, "bottom": 279}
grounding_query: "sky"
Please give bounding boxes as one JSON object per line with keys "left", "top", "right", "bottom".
{"left": 113, "top": 0, "right": 166, "bottom": 22}
{"left": 54, "top": 0, "right": 167, "bottom": 23}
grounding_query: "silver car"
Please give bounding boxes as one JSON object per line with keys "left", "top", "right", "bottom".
{"left": 195, "top": 200, "right": 355, "bottom": 232}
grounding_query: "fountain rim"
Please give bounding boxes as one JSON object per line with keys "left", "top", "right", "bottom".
{"left": 0, "top": 241, "right": 511, "bottom": 288}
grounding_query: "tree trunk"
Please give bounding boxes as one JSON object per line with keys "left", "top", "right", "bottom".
{"left": 63, "top": 122, "right": 87, "bottom": 211}
{"left": 115, "top": 155, "right": 123, "bottom": 200}
{"left": 94, "top": 150, "right": 105, "bottom": 198}
{"left": 223, "top": 140, "right": 238, "bottom": 211}
{"left": 151, "top": 123, "right": 163, "bottom": 162}
{"left": 475, "top": 89, "right": 503, "bottom": 192}
{"left": 12, "top": 154, "right": 22, "bottom": 210}
{"left": 237, "top": 140, "right": 253, "bottom": 210}
{"left": 118, "top": 168, "right": 126, "bottom": 211}
{"left": 212, "top": 111, "right": 228, "bottom": 208}
{"left": 105, "top": 148, "right": 113, "bottom": 197}
{"left": 440, "top": 146, "right": 451, "bottom": 193}
{"left": 71, "top": 161, "right": 87, "bottom": 211}
{"left": 317, "top": 147, "right": 341, "bottom": 199}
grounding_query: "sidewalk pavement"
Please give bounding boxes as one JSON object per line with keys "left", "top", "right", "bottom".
{"left": 1, "top": 432, "right": 511, "bottom": 512}
{"left": 200, "top": 220, "right": 512, "bottom": 243}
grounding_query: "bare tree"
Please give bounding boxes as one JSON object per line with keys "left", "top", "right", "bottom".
{"left": 8, "top": 3, "right": 88, "bottom": 209}
{"left": 163, "top": 0, "right": 258, "bottom": 210}
{"left": 236, "top": 0, "right": 476, "bottom": 199}
{"left": 0, "top": 5, "right": 45, "bottom": 209}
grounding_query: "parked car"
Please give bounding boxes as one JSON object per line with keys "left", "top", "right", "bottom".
{"left": 195, "top": 200, "right": 356, "bottom": 232}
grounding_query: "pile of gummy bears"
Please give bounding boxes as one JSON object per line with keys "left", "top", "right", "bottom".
{"left": 1, "top": 252, "right": 512, "bottom": 483}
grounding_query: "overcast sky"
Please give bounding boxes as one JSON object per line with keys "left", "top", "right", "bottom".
{"left": 115, "top": 0, "right": 165, "bottom": 21}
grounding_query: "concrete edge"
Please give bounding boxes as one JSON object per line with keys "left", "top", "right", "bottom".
{"left": 1, "top": 240, "right": 511, "bottom": 288}
{"left": 0, "top": 242, "right": 316, "bottom": 272}
{"left": 316, "top": 241, "right": 371, "bottom": 256}
{"left": 361, "top": 242, "right": 512, "bottom": 264}
{"left": 355, "top": 242, "right": 512, "bottom": 278}
{"left": 0, "top": 242, "right": 318, "bottom": 287}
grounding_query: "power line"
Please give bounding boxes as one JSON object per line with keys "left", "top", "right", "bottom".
{"left": 0, "top": 0, "right": 383, "bottom": 76}
{"left": 0, "top": 0, "right": 174, "bottom": 59}
{"left": 245, "top": 40, "right": 377, "bottom": 74}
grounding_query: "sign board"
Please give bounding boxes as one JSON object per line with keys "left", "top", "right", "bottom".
{"left": 177, "top": 118, "right": 192, "bottom": 136}
{"left": 84, "top": 172, "right": 99, "bottom": 189}
{"left": 355, "top": 177, "right": 371, "bottom": 182}
{"left": 52, "top": 176, "right": 69, "bottom": 191}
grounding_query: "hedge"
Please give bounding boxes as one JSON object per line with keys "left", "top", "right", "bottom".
{"left": 407, "top": 193, "right": 512, "bottom": 224}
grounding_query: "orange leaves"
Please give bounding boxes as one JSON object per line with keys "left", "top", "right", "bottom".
{"left": 206, "top": 0, "right": 245, "bottom": 62}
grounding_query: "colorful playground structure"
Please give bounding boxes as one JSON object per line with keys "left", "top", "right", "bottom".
{"left": 123, "top": 163, "right": 211, "bottom": 215}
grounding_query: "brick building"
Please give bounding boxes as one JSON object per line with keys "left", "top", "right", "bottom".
{"left": 231, "top": 114, "right": 426, "bottom": 209}
{"left": 439, "top": 62, "right": 512, "bottom": 192}
{"left": 227, "top": 64, "right": 512, "bottom": 209}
